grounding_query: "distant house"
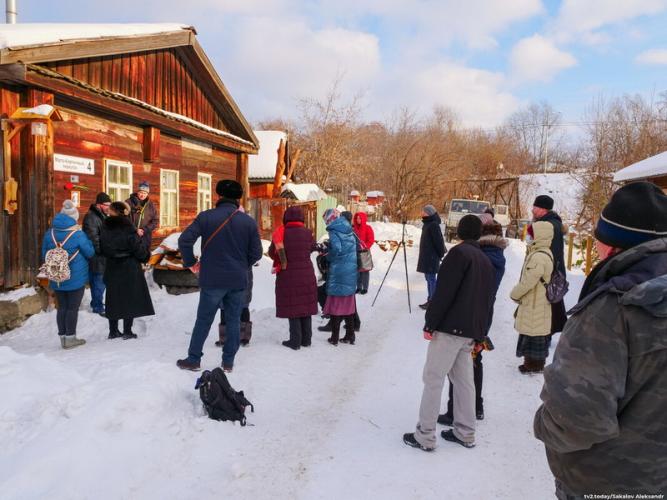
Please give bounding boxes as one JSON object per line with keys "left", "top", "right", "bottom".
{"left": 614, "top": 151, "right": 667, "bottom": 192}
{"left": 0, "top": 23, "right": 258, "bottom": 290}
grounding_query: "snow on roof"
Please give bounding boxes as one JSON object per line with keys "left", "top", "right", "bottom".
{"left": 350, "top": 190, "right": 360, "bottom": 196}
{"left": 248, "top": 131, "right": 286, "bottom": 180}
{"left": 0, "top": 24, "right": 192, "bottom": 50}
{"left": 281, "top": 183, "right": 327, "bottom": 202}
{"left": 614, "top": 151, "right": 667, "bottom": 182}
{"left": 519, "top": 172, "right": 585, "bottom": 223}
{"left": 366, "top": 191, "right": 385, "bottom": 197}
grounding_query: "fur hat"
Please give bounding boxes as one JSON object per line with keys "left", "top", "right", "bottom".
{"left": 533, "top": 195, "right": 554, "bottom": 210}
{"left": 423, "top": 204, "right": 437, "bottom": 216}
{"left": 216, "top": 179, "right": 243, "bottom": 199}
{"left": 60, "top": 199, "right": 79, "bottom": 221}
{"left": 594, "top": 181, "right": 667, "bottom": 249}
{"left": 138, "top": 181, "right": 150, "bottom": 193}
{"left": 110, "top": 201, "right": 130, "bottom": 216}
{"left": 95, "top": 192, "right": 112, "bottom": 204}
{"left": 457, "top": 214, "right": 483, "bottom": 241}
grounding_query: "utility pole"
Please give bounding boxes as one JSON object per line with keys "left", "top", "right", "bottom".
{"left": 543, "top": 124, "right": 549, "bottom": 174}
{"left": 6, "top": 0, "right": 17, "bottom": 23}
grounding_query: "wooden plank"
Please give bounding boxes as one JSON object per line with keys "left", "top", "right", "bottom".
{"left": 0, "top": 30, "right": 193, "bottom": 65}
{"left": 101, "top": 56, "right": 113, "bottom": 90}
{"left": 155, "top": 50, "right": 163, "bottom": 108}
{"left": 143, "top": 126, "right": 160, "bottom": 162}
{"left": 145, "top": 51, "right": 156, "bottom": 105}
{"left": 120, "top": 54, "right": 131, "bottom": 96}
{"left": 89, "top": 57, "right": 102, "bottom": 88}
{"left": 0, "top": 63, "right": 26, "bottom": 82}
{"left": 111, "top": 55, "right": 121, "bottom": 93}
{"left": 72, "top": 58, "right": 87, "bottom": 82}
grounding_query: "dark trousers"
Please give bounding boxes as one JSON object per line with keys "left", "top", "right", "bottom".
{"left": 88, "top": 271, "right": 105, "bottom": 313}
{"left": 317, "top": 284, "right": 327, "bottom": 310}
{"left": 287, "top": 316, "right": 313, "bottom": 347}
{"left": 109, "top": 318, "right": 134, "bottom": 334}
{"left": 54, "top": 287, "right": 85, "bottom": 336}
{"left": 447, "top": 351, "right": 484, "bottom": 415}
{"left": 357, "top": 271, "right": 370, "bottom": 294}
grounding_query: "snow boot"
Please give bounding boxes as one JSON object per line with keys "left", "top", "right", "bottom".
{"left": 328, "top": 318, "right": 340, "bottom": 346}
{"left": 215, "top": 322, "right": 226, "bottom": 347}
{"left": 476, "top": 409, "right": 485, "bottom": 420}
{"left": 318, "top": 320, "right": 333, "bottom": 332}
{"left": 122, "top": 331, "right": 138, "bottom": 340}
{"left": 340, "top": 320, "right": 356, "bottom": 345}
{"left": 240, "top": 321, "right": 252, "bottom": 346}
{"left": 437, "top": 413, "right": 453, "bottom": 426}
{"left": 519, "top": 358, "right": 545, "bottom": 374}
{"left": 441, "top": 429, "right": 475, "bottom": 448}
{"left": 419, "top": 301, "right": 430, "bottom": 310}
{"left": 62, "top": 335, "right": 86, "bottom": 350}
{"left": 108, "top": 329, "right": 122, "bottom": 340}
{"left": 176, "top": 358, "right": 200, "bottom": 371}
{"left": 282, "top": 340, "right": 300, "bottom": 350}
{"left": 403, "top": 433, "right": 434, "bottom": 452}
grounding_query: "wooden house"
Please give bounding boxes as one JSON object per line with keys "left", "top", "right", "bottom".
{"left": 0, "top": 24, "right": 258, "bottom": 290}
{"left": 614, "top": 151, "right": 667, "bottom": 192}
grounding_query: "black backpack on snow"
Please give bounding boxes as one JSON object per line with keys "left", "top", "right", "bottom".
{"left": 195, "top": 368, "right": 254, "bottom": 426}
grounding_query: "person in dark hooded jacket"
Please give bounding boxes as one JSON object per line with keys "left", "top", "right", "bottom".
{"left": 417, "top": 204, "right": 446, "bottom": 309}
{"left": 269, "top": 206, "right": 318, "bottom": 350}
{"left": 440, "top": 213, "right": 507, "bottom": 423}
{"left": 534, "top": 182, "right": 667, "bottom": 499}
{"left": 82, "top": 192, "right": 111, "bottom": 315}
{"left": 100, "top": 201, "right": 155, "bottom": 339}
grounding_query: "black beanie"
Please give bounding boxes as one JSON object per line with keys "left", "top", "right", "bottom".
{"left": 457, "top": 214, "right": 483, "bottom": 241}
{"left": 533, "top": 195, "right": 554, "bottom": 210}
{"left": 95, "top": 192, "right": 112, "bottom": 204}
{"left": 216, "top": 179, "right": 243, "bottom": 199}
{"left": 594, "top": 181, "right": 667, "bottom": 249}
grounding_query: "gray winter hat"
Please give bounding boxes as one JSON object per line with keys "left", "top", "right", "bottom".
{"left": 60, "top": 199, "right": 79, "bottom": 221}
{"left": 423, "top": 204, "right": 437, "bottom": 216}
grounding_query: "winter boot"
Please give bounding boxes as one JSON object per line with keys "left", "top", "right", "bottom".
{"left": 340, "top": 318, "right": 356, "bottom": 345}
{"left": 240, "top": 321, "right": 252, "bottom": 346}
{"left": 419, "top": 301, "right": 430, "bottom": 310}
{"left": 176, "top": 358, "right": 200, "bottom": 371}
{"left": 282, "top": 340, "right": 300, "bottom": 351}
{"left": 108, "top": 329, "right": 123, "bottom": 340}
{"left": 215, "top": 322, "right": 226, "bottom": 347}
{"left": 62, "top": 335, "right": 86, "bottom": 350}
{"left": 403, "top": 433, "right": 434, "bottom": 452}
{"left": 327, "top": 318, "right": 340, "bottom": 346}
{"left": 122, "top": 331, "right": 138, "bottom": 340}
{"left": 437, "top": 413, "right": 453, "bottom": 426}
{"left": 318, "top": 320, "right": 333, "bottom": 332}
{"left": 441, "top": 429, "right": 475, "bottom": 448}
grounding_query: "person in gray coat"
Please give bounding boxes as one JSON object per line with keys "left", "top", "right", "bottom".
{"left": 82, "top": 192, "right": 111, "bottom": 315}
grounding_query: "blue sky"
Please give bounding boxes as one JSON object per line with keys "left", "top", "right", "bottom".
{"left": 15, "top": 0, "right": 667, "bottom": 128}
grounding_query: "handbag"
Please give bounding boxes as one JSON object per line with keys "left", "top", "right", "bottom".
{"left": 538, "top": 251, "right": 569, "bottom": 304}
{"left": 354, "top": 234, "right": 374, "bottom": 272}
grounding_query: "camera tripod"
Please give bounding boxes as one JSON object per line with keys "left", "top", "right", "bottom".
{"left": 372, "top": 221, "right": 412, "bottom": 313}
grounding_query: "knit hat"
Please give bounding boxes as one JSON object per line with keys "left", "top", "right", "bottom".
{"left": 216, "top": 179, "right": 243, "bottom": 199}
{"left": 60, "top": 199, "right": 79, "bottom": 221}
{"left": 423, "top": 204, "right": 437, "bottom": 216}
{"left": 95, "top": 192, "right": 112, "bottom": 204}
{"left": 594, "top": 181, "right": 667, "bottom": 249}
{"left": 323, "top": 208, "right": 339, "bottom": 225}
{"left": 457, "top": 214, "right": 482, "bottom": 241}
{"left": 533, "top": 195, "right": 554, "bottom": 210}
{"left": 478, "top": 213, "right": 494, "bottom": 226}
{"left": 138, "top": 181, "right": 150, "bottom": 193}
{"left": 110, "top": 201, "right": 130, "bottom": 216}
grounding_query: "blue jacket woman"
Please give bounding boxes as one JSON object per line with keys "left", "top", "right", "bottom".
{"left": 326, "top": 215, "right": 358, "bottom": 297}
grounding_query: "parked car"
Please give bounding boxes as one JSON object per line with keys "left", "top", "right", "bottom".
{"left": 444, "top": 198, "right": 491, "bottom": 242}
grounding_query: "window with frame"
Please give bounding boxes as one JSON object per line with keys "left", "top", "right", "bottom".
{"left": 197, "top": 173, "right": 212, "bottom": 212}
{"left": 105, "top": 160, "right": 133, "bottom": 202}
{"left": 160, "top": 169, "right": 179, "bottom": 227}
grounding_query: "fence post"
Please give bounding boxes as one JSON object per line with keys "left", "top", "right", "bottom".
{"left": 567, "top": 232, "right": 574, "bottom": 271}
{"left": 585, "top": 235, "right": 593, "bottom": 275}
{"left": 521, "top": 223, "right": 528, "bottom": 241}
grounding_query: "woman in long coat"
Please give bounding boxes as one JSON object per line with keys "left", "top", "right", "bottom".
{"left": 269, "top": 206, "right": 318, "bottom": 350}
{"left": 322, "top": 209, "right": 358, "bottom": 345}
{"left": 100, "top": 201, "right": 155, "bottom": 339}
{"left": 510, "top": 221, "right": 554, "bottom": 373}
{"left": 417, "top": 205, "right": 446, "bottom": 309}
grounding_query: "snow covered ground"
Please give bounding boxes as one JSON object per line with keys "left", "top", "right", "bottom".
{"left": 0, "top": 225, "right": 585, "bottom": 500}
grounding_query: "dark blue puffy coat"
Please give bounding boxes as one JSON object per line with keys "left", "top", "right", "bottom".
{"left": 326, "top": 217, "right": 358, "bottom": 296}
{"left": 41, "top": 213, "right": 95, "bottom": 291}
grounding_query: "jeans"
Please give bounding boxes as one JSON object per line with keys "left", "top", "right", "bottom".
{"left": 89, "top": 272, "right": 105, "bottom": 313}
{"left": 54, "top": 287, "right": 85, "bottom": 336}
{"left": 424, "top": 273, "right": 437, "bottom": 301}
{"left": 188, "top": 287, "right": 244, "bottom": 367}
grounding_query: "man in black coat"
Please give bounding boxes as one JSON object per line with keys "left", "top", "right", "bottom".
{"left": 404, "top": 215, "right": 495, "bottom": 452}
{"left": 532, "top": 195, "right": 568, "bottom": 333}
{"left": 177, "top": 180, "right": 263, "bottom": 372}
{"left": 417, "top": 204, "right": 446, "bottom": 309}
{"left": 82, "top": 192, "right": 111, "bottom": 315}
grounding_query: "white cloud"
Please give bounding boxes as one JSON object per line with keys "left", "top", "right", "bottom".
{"left": 510, "top": 34, "right": 577, "bottom": 83}
{"left": 553, "top": 0, "right": 667, "bottom": 43}
{"left": 389, "top": 62, "right": 519, "bottom": 127}
{"left": 636, "top": 48, "right": 667, "bottom": 65}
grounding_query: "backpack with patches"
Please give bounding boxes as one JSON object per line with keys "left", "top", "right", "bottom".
{"left": 40, "top": 230, "right": 80, "bottom": 284}
{"left": 538, "top": 251, "right": 569, "bottom": 304}
{"left": 195, "top": 367, "right": 254, "bottom": 425}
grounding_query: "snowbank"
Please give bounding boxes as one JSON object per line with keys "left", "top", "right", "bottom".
{"left": 0, "top": 286, "right": 38, "bottom": 302}
{"left": 369, "top": 222, "right": 420, "bottom": 243}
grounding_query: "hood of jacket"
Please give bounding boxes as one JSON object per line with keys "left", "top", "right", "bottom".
{"left": 327, "top": 216, "right": 353, "bottom": 235}
{"left": 571, "top": 237, "right": 667, "bottom": 316}
{"left": 128, "top": 193, "right": 149, "bottom": 207}
{"left": 51, "top": 213, "right": 79, "bottom": 230}
{"left": 537, "top": 210, "right": 566, "bottom": 234}
{"left": 104, "top": 215, "right": 134, "bottom": 230}
{"left": 479, "top": 234, "right": 508, "bottom": 250}
{"left": 353, "top": 212, "right": 368, "bottom": 227}
{"left": 529, "top": 221, "right": 553, "bottom": 251}
{"left": 422, "top": 213, "right": 441, "bottom": 226}
{"left": 87, "top": 204, "right": 107, "bottom": 220}
{"left": 283, "top": 206, "right": 304, "bottom": 224}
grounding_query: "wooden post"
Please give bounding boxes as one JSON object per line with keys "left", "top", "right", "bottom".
{"left": 567, "top": 232, "right": 574, "bottom": 271}
{"left": 585, "top": 235, "right": 593, "bottom": 275}
{"left": 521, "top": 223, "right": 528, "bottom": 241}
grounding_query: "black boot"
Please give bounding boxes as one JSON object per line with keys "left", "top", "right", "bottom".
{"left": 108, "top": 329, "right": 122, "bottom": 340}
{"left": 340, "top": 316, "right": 356, "bottom": 344}
{"left": 284, "top": 318, "right": 302, "bottom": 349}
{"left": 122, "top": 319, "right": 137, "bottom": 339}
{"left": 419, "top": 301, "right": 430, "bottom": 310}
{"left": 328, "top": 317, "right": 341, "bottom": 346}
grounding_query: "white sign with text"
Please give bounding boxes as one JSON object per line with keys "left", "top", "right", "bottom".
{"left": 54, "top": 154, "right": 95, "bottom": 175}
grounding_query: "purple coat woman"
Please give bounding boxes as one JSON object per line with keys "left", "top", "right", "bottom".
{"left": 269, "top": 206, "right": 318, "bottom": 350}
